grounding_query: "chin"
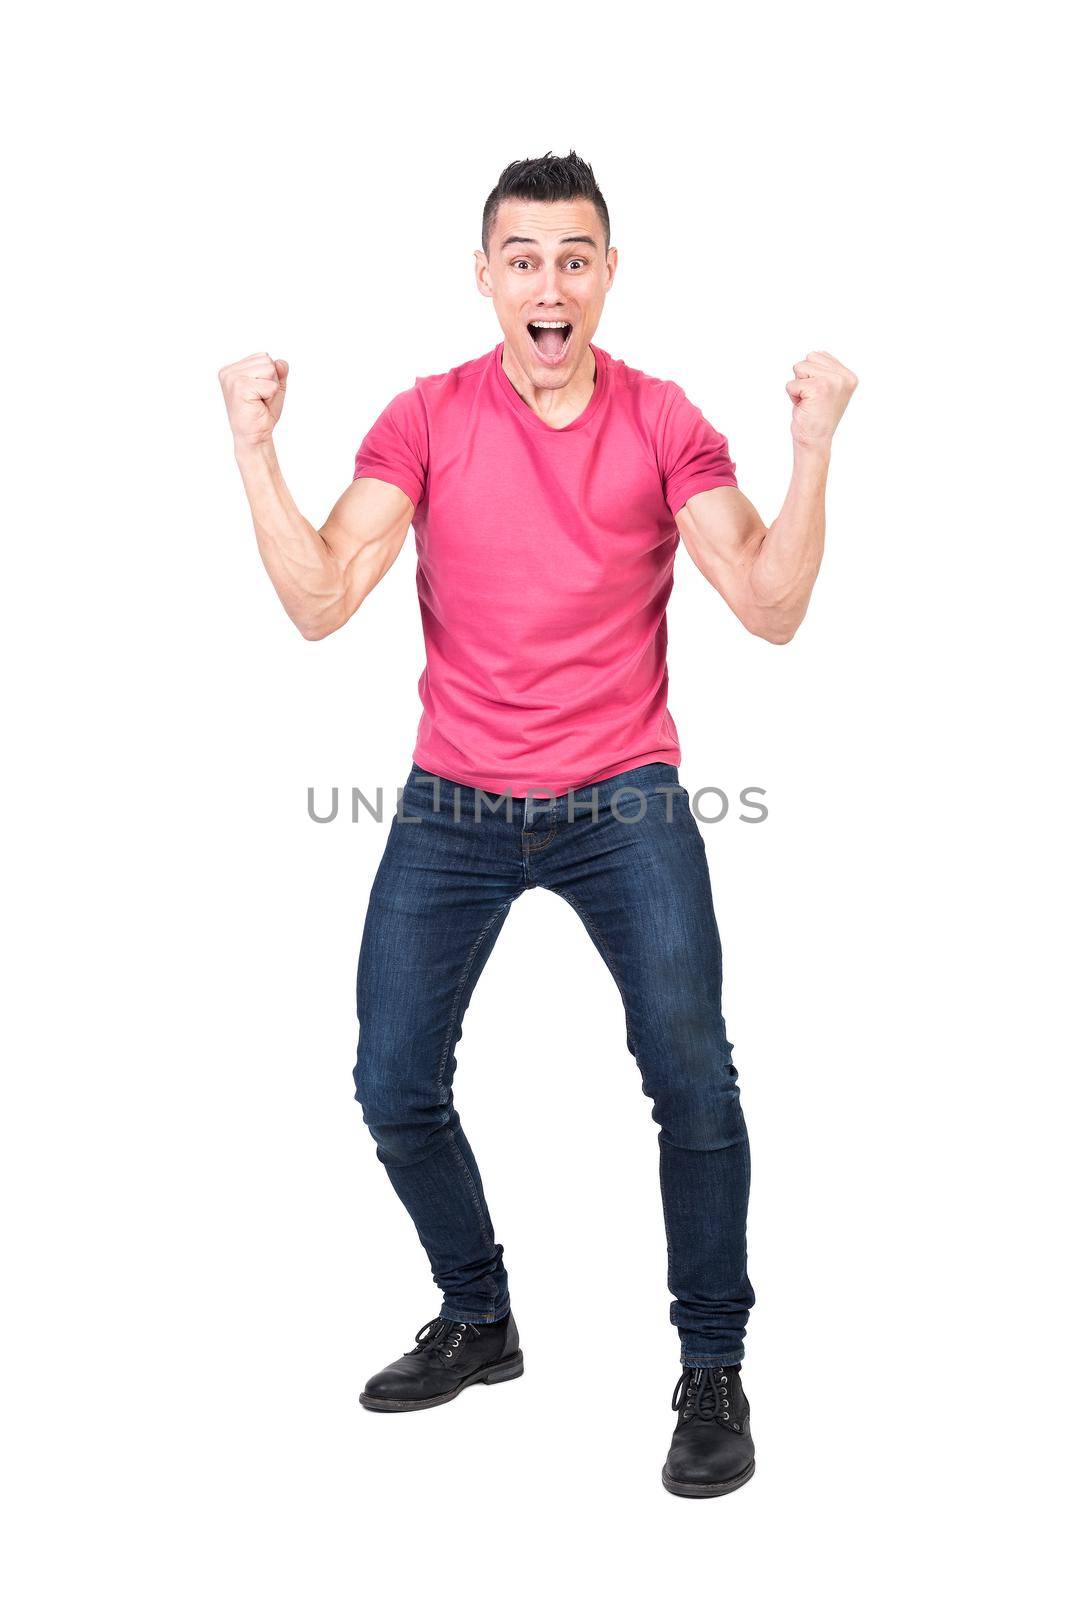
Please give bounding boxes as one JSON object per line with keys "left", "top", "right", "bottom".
{"left": 524, "top": 360, "right": 574, "bottom": 387}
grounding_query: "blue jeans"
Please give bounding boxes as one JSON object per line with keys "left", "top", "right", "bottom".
{"left": 353, "top": 760, "right": 755, "bottom": 1366}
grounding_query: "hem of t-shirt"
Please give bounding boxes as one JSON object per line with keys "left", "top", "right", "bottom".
{"left": 410, "top": 745, "right": 683, "bottom": 799}
{"left": 352, "top": 465, "right": 422, "bottom": 512}
{"left": 666, "top": 473, "right": 737, "bottom": 517}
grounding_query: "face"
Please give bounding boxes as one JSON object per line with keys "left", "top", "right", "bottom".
{"left": 475, "top": 197, "right": 617, "bottom": 388}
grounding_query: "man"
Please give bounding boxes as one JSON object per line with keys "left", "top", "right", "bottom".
{"left": 218, "top": 151, "right": 856, "bottom": 1498}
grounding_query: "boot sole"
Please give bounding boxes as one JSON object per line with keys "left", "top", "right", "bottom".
{"left": 661, "top": 1458, "right": 756, "bottom": 1498}
{"left": 358, "top": 1351, "right": 525, "bottom": 1412}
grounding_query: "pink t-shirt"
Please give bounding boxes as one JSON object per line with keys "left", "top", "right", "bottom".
{"left": 353, "top": 340, "right": 737, "bottom": 796}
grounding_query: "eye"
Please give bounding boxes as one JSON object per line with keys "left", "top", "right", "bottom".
{"left": 566, "top": 258, "right": 588, "bottom": 270}
{"left": 510, "top": 259, "right": 532, "bottom": 270}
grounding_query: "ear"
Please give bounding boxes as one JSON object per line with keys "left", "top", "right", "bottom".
{"left": 473, "top": 249, "right": 494, "bottom": 299}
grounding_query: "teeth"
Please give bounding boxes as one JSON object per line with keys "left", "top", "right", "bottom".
{"left": 530, "top": 320, "right": 570, "bottom": 328}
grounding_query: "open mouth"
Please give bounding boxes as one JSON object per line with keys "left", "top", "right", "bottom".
{"left": 526, "top": 320, "right": 573, "bottom": 364}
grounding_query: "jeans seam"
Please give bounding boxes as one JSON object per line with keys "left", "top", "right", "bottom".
{"left": 434, "top": 893, "right": 519, "bottom": 1099}
{"left": 549, "top": 883, "right": 678, "bottom": 1288}
{"left": 547, "top": 884, "right": 635, "bottom": 1018}
{"left": 443, "top": 1127, "right": 495, "bottom": 1253}
{"left": 523, "top": 826, "right": 557, "bottom": 851}
{"left": 659, "top": 1142, "right": 676, "bottom": 1295}
{"left": 680, "top": 1350, "right": 746, "bottom": 1366}
{"left": 441, "top": 1302, "right": 511, "bottom": 1325}
{"left": 433, "top": 892, "right": 520, "bottom": 1253}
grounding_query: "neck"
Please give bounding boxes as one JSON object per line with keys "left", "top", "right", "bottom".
{"left": 500, "top": 340, "right": 596, "bottom": 426}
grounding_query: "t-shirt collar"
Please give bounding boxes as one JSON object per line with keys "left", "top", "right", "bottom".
{"left": 493, "top": 340, "right": 609, "bottom": 434}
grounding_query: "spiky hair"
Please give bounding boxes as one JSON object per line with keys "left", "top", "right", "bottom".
{"left": 481, "top": 150, "right": 610, "bottom": 256}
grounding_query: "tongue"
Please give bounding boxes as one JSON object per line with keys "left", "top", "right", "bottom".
{"left": 535, "top": 326, "right": 568, "bottom": 358}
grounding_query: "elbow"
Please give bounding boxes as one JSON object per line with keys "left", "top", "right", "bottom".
{"left": 744, "top": 566, "right": 818, "bottom": 645}
{"left": 293, "top": 586, "right": 362, "bottom": 641}
{"left": 295, "top": 615, "right": 336, "bottom": 642}
{"left": 744, "top": 611, "right": 800, "bottom": 646}
{"left": 741, "top": 589, "right": 809, "bottom": 645}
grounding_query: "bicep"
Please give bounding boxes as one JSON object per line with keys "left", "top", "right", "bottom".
{"left": 318, "top": 475, "right": 415, "bottom": 608}
{"left": 674, "top": 485, "right": 767, "bottom": 603}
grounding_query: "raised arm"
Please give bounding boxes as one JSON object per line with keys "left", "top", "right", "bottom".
{"left": 674, "top": 350, "right": 857, "bottom": 644}
{"left": 219, "top": 351, "right": 414, "bottom": 641}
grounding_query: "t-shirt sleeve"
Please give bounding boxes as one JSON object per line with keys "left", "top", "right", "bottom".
{"left": 659, "top": 382, "right": 738, "bottom": 516}
{"left": 352, "top": 384, "right": 428, "bottom": 511}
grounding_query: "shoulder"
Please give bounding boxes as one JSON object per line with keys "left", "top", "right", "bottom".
{"left": 406, "top": 346, "right": 497, "bottom": 407}
{"left": 597, "top": 350, "right": 694, "bottom": 463}
{"left": 600, "top": 348, "right": 676, "bottom": 398}
{"left": 598, "top": 347, "right": 684, "bottom": 426}
{"left": 610, "top": 354, "right": 729, "bottom": 449}
{"left": 372, "top": 347, "right": 491, "bottom": 416}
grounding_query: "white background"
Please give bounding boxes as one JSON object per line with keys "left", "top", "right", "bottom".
{"left": 4, "top": 1, "right": 1064, "bottom": 1594}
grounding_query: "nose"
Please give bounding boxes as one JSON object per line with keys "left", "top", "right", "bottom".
{"left": 536, "top": 265, "right": 566, "bottom": 303}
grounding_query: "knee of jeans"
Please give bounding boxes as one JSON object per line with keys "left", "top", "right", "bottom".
{"left": 656, "top": 1075, "right": 747, "bottom": 1152}
{"left": 641, "top": 1036, "right": 747, "bottom": 1153}
{"left": 353, "top": 1043, "right": 446, "bottom": 1161}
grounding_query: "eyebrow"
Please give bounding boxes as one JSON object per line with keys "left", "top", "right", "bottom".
{"left": 499, "top": 234, "right": 599, "bottom": 250}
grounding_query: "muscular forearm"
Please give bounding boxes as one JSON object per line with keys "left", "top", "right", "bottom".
{"left": 234, "top": 438, "right": 345, "bottom": 639}
{"left": 221, "top": 352, "right": 413, "bottom": 641}
{"left": 747, "top": 443, "right": 830, "bottom": 642}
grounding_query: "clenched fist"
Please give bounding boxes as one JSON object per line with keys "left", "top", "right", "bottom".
{"left": 785, "top": 351, "right": 858, "bottom": 451}
{"left": 218, "top": 351, "right": 289, "bottom": 447}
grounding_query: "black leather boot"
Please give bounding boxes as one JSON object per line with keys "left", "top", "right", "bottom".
{"left": 359, "top": 1312, "right": 523, "bottom": 1412}
{"left": 662, "top": 1363, "right": 756, "bottom": 1497}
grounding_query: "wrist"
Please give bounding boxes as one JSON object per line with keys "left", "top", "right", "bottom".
{"left": 233, "top": 435, "right": 276, "bottom": 465}
{"left": 791, "top": 438, "right": 831, "bottom": 486}
{"left": 792, "top": 436, "right": 832, "bottom": 465}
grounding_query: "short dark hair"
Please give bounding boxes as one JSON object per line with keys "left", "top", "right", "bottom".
{"left": 481, "top": 150, "right": 610, "bottom": 257}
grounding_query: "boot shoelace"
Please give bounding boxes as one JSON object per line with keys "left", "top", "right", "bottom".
{"left": 410, "top": 1317, "right": 482, "bottom": 1366}
{"left": 671, "top": 1365, "right": 741, "bottom": 1431}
